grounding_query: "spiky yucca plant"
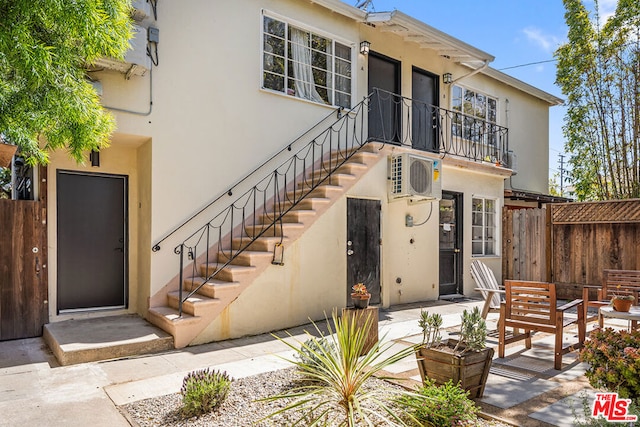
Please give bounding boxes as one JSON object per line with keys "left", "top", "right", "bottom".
{"left": 261, "top": 310, "right": 425, "bottom": 426}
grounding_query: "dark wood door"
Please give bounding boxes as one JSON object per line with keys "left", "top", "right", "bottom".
{"left": 0, "top": 196, "right": 48, "bottom": 340}
{"left": 439, "top": 192, "right": 463, "bottom": 296}
{"left": 368, "top": 52, "right": 401, "bottom": 143}
{"left": 347, "top": 198, "right": 381, "bottom": 305}
{"left": 411, "top": 67, "right": 439, "bottom": 152}
{"left": 57, "top": 171, "right": 128, "bottom": 312}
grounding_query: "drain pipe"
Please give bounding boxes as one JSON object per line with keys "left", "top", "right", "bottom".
{"left": 449, "top": 60, "right": 490, "bottom": 85}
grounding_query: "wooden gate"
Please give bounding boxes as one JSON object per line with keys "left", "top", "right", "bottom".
{"left": 502, "top": 207, "right": 550, "bottom": 283}
{"left": 0, "top": 169, "right": 48, "bottom": 340}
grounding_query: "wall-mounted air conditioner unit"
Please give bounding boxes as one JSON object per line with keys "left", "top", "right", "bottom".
{"left": 388, "top": 153, "right": 442, "bottom": 202}
{"left": 92, "top": 25, "right": 150, "bottom": 78}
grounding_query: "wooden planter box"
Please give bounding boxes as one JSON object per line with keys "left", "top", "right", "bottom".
{"left": 342, "top": 306, "right": 378, "bottom": 356}
{"left": 415, "top": 339, "right": 494, "bottom": 398}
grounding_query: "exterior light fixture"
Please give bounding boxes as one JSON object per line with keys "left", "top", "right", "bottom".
{"left": 443, "top": 72, "right": 453, "bottom": 84}
{"left": 90, "top": 150, "right": 100, "bottom": 167}
{"left": 360, "top": 40, "right": 371, "bottom": 55}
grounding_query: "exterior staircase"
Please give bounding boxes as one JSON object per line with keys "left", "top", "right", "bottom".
{"left": 147, "top": 143, "right": 384, "bottom": 348}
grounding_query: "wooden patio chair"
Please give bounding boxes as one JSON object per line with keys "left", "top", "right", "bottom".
{"left": 498, "top": 280, "right": 586, "bottom": 370}
{"left": 471, "top": 260, "right": 505, "bottom": 319}
{"left": 582, "top": 269, "right": 640, "bottom": 328}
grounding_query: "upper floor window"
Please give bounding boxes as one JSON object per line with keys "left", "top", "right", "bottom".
{"left": 262, "top": 14, "right": 352, "bottom": 108}
{"left": 451, "top": 85, "right": 497, "bottom": 146}
{"left": 472, "top": 197, "right": 496, "bottom": 256}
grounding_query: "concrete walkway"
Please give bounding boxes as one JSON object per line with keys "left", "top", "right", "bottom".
{"left": 0, "top": 299, "right": 603, "bottom": 426}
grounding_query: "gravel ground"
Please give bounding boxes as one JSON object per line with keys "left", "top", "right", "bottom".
{"left": 120, "top": 368, "right": 510, "bottom": 426}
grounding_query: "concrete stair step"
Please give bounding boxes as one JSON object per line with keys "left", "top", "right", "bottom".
{"left": 275, "top": 197, "right": 331, "bottom": 212}
{"left": 167, "top": 291, "right": 220, "bottom": 316}
{"left": 148, "top": 306, "right": 200, "bottom": 326}
{"left": 286, "top": 185, "right": 343, "bottom": 200}
{"left": 258, "top": 209, "right": 316, "bottom": 224}
{"left": 199, "top": 263, "right": 256, "bottom": 281}
{"left": 297, "top": 173, "right": 355, "bottom": 188}
{"left": 186, "top": 278, "right": 241, "bottom": 300}
{"left": 216, "top": 249, "right": 273, "bottom": 266}
{"left": 332, "top": 162, "right": 369, "bottom": 174}
{"left": 42, "top": 314, "right": 174, "bottom": 366}
{"left": 231, "top": 235, "right": 288, "bottom": 252}
{"left": 243, "top": 222, "right": 304, "bottom": 238}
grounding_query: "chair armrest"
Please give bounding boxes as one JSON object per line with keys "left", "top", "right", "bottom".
{"left": 558, "top": 299, "right": 583, "bottom": 312}
{"left": 582, "top": 285, "right": 601, "bottom": 289}
{"left": 474, "top": 287, "right": 506, "bottom": 294}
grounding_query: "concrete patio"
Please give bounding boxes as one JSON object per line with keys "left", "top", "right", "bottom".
{"left": 0, "top": 298, "right": 620, "bottom": 426}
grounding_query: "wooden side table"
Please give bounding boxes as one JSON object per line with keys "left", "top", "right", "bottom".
{"left": 341, "top": 306, "right": 379, "bottom": 355}
{"left": 599, "top": 306, "right": 640, "bottom": 330}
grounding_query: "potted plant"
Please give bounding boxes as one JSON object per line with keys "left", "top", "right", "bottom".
{"left": 611, "top": 294, "right": 635, "bottom": 312}
{"left": 414, "top": 306, "right": 494, "bottom": 398}
{"left": 351, "top": 283, "right": 371, "bottom": 309}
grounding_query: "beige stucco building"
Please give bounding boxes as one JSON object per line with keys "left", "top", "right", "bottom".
{"left": 44, "top": 0, "right": 563, "bottom": 348}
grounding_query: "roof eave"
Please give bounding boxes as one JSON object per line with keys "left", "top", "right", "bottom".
{"left": 482, "top": 67, "right": 564, "bottom": 106}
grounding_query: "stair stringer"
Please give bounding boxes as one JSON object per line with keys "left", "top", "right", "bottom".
{"left": 147, "top": 143, "right": 387, "bottom": 348}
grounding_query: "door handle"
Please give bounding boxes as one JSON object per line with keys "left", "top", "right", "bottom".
{"left": 454, "top": 248, "right": 461, "bottom": 253}
{"left": 114, "top": 247, "right": 124, "bottom": 252}
{"left": 347, "top": 249, "right": 354, "bottom": 256}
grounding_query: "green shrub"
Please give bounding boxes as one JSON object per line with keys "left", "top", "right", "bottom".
{"left": 180, "top": 368, "right": 232, "bottom": 417}
{"left": 398, "top": 378, "right": 480, "bottom": 426}
{"left": 261, "top": 310, "right": 420, "bottom": 426}
{"left": 579, "top": 327, "right": 640, "bottom": 403}
{"left": 295, "top": 336, "right": 337, "bottom": 380}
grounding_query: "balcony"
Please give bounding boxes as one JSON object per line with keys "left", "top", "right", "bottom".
{"left": 368, "top": 88, "right": 512, "bottom": 169}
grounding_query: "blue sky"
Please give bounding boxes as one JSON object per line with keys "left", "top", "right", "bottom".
{"left": 347, "top": 0, "right": 618, "bottom": 181}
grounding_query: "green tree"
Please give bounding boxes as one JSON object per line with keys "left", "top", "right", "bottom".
{"left": 555, "top": 0, "right": 640, "bottom": 201}
{"left": 0, "top": 0, "right": 132, "bottom": 165}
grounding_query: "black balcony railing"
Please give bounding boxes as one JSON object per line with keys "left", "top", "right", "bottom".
{"left": 370, "top": 88, "right": 510, "bottom": 165}
{"left": 152, "top": 89, "right": 511, "bottom": 317}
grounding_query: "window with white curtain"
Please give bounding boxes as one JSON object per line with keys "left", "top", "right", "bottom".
{"left": 262, "top": 14, "right": 352, "bottom": 108}
{"left": 451, "top": 85, "right": 498, "bottom": 146}
{"left": 472, "top": 197, "right": 496, "bottom": 256}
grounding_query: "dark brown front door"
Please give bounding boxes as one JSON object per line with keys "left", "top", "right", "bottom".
{"left": 57, "top": 171, "right": 128, "bottom": 312}
{"left": 439, "top": 192, "right": 463, "bottom": 296}
{"left": 368, "top": 52, "right": 401, "bottom": 143}
{"left": 0, "top": 194, "right": 48, "bottom": 340}
{"left": 347, "top": 198, "right": 381, "bottom": 305}
{"left": 411, "top": 67, "right": 439, "bottom": 152}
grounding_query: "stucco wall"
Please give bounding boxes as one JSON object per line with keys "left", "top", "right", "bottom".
{"left": 44, "top": 0, "right": 551, "bottom": 323}
{"left": 193, "top": 144, "right": 506, "bottom": 343}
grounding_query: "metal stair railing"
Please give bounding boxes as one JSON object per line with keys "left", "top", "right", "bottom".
{"left": 152, "top": 88, "right": 511, "bottom": 317}
{"left": 155, "top": 95, "right": 371, "bottom": 316}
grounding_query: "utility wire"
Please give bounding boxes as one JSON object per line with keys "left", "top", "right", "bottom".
{"left": 498, "top": 59, "right": 556, "bottom": 71}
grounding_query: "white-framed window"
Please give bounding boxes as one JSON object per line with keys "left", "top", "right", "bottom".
{"left": 472, "top": 197, "right": 496, "bottom": 256}
{"left": 451, "top": 85, "right": 498, "bottom": 146}
{"left": 262, "top": 13, "right": 352, "bottom": 108}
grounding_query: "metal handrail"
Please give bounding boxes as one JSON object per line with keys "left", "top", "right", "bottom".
{"left": 171, "top": 96, "right": 370, "bottom": 315}
{"left": 370, "top": 88, "right": 510, "bottom": 165}
{"left": 160, "top": 88, "right": 510, "bottom": 316}
{"left": 152, "top": 107, "right": 345, "bottom": 252}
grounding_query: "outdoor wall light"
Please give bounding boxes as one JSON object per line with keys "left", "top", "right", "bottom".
{"left": 360, "top": 40, "right": 371, "bottom": 55}
{"left": 443, "top": 72, "right": 453, "bottom": 84}
{"left": 90, "top": 150, "right": 100, "bottom": 167}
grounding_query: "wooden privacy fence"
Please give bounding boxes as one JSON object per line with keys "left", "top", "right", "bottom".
{"left": 551, "top": 199, "right": 640, "bottom": 299}
{"left": 502, "top": 207, "right": 550, "bottom": 283}
{"left": 503, "top": 199, "right": 640, "bottom": 300}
